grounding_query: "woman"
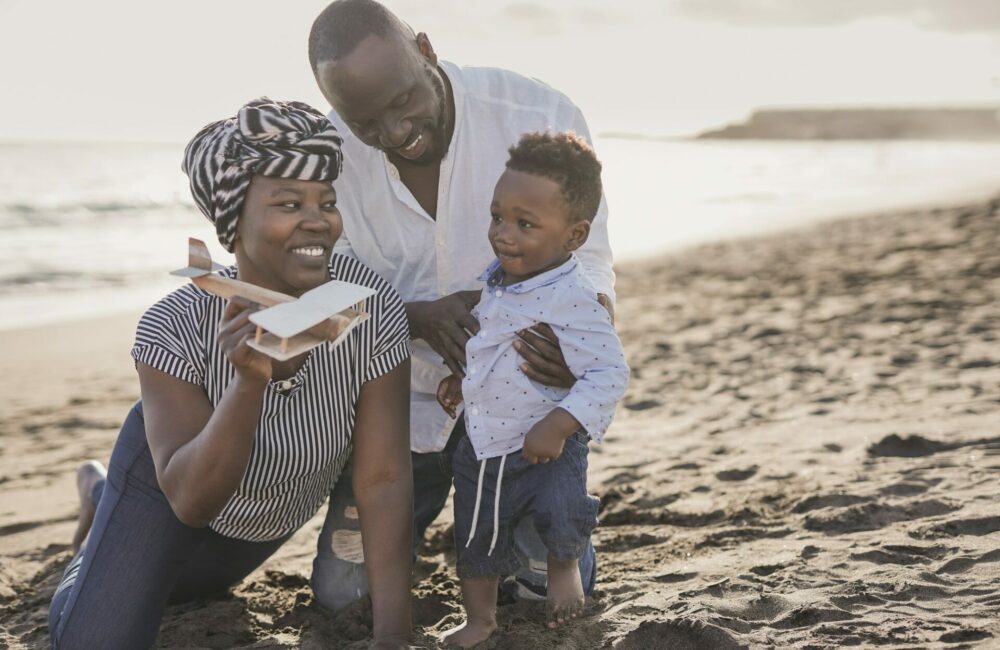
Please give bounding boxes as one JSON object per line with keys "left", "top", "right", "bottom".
{"left": 48, "top": 98, "right": 414, "bottom": 649}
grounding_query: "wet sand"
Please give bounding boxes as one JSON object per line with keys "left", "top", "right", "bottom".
{"left": 2, "top": 196, "right": 1000, "bottom": 648}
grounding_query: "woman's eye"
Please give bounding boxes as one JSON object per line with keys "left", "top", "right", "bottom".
{"left": 322, "top": 201, "right": 338, "bottom": 210}
{"left": 280, "top": 201, "right": 300, "bottom": 209}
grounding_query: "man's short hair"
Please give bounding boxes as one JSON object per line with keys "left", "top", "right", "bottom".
{"left": 506, "top": 132, "right": 603, "bottom": 223}
{"left": 308, "top": 0, "right": 413, "bottom": 71}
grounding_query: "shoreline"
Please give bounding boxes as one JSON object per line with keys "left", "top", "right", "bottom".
{"left": 3, "top": 184, "right": 1000, "bottom": 334}
{"left": 2, "top": 193, "right": 1000, "bottom": 648}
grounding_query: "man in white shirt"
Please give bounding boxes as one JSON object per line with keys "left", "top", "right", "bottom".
{"left": 306, "top": 0, "right": 617, "bottom": 611}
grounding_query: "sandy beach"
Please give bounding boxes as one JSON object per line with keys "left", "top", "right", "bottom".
{"left": 2, "top": 195, "right": 999, "bottom": 649}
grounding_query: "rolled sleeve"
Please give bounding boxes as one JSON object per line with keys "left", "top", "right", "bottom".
{"left": 130, "top": 306, "right": 204, "bottom": 386}
{"left": 363, "top": 281, "right": 412, "bottom": 384}
{"left": 552, "top": 288, "right": 629, "bottom": 443}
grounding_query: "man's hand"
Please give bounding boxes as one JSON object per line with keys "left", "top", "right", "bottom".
{"left": 514, "top": 323, "right": 575, "bottom": 389}
{"left": 405, "top": 290, "right": 481, "bottom": 376}
{"left": 514, "top": 294, "right": 614, "bottom": 388}
{"left": 436, "top": 374, "right": 463, "bottom": 418}
{"left": 597, "top": 293, "right": 615, "bottom": 324}
{"left": 522, "top": 408, "right": 581, "bottom": 464}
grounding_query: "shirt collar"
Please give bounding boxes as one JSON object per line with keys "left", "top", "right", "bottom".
{"left": 477, "top": 254, "right": 579, "bottom": 294}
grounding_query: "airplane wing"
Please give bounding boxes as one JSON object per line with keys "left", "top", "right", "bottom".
{"left": 248, "top": 281, "right": 376, "bottom": 339}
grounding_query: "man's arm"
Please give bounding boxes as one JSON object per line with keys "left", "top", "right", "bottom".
{"left": 564, "top": 104, "right": 616, "bottom": 303}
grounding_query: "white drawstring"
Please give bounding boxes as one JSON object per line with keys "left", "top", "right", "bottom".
{"left": 488, "top": 454, "right": 506, "bottom": 556}
{"left": 466, "top": 459, "right": 488, "bottom": 549}
{"left": 465, "top": 453, "right": 508, "bottom": 556}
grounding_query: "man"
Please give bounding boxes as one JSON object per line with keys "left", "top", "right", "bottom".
{"left": 306, "top": 0, "right": 617, "bottom": 611}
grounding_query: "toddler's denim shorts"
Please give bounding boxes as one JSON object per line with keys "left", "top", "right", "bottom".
{"left": 452, "top": 431, "right": 600, "bottom": 579}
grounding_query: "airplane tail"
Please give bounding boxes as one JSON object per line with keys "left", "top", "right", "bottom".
{"left": 188, "top": 238, "right": 214, "bottom": 271}
{"left": 171, "top": 238, "right": 226, "bottom": 279}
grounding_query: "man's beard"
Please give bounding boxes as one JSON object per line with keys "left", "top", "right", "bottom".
{"left": 405, "top": 64, "right": 450, "bottom": 166}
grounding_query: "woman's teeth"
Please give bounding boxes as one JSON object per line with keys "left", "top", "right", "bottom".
{"left": 292, "top": 246, "right": 325, "bottom": 257}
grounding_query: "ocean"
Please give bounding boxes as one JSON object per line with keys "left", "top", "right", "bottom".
{"left": 3, "top": 137, "right": 1000, "bottom": 330}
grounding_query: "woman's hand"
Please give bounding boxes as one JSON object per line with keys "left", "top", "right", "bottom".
{"left": 218, "top": 297, "right": 272, "bottom": 383}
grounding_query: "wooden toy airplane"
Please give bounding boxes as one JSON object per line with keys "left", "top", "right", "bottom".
{"left": 171, "top": 238, "right": 375, "bottom": 361}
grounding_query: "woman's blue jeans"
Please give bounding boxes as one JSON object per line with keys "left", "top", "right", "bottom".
{"left": 48, "top": 402, "right": 291, "bottom": 649}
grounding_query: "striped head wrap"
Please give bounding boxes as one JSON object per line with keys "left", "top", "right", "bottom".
{"left": 182, "top": 97, "right": 344, "bottom": 252}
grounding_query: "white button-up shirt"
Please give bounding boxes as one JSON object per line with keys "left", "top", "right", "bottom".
{"left": 463, "top": 256, "right": 629, "bottom": 460}
{"left": 328, "top": 61, "right": 616, "bottom": 453}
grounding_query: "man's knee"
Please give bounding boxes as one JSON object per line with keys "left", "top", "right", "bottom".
{"left": 310, "top": 551, "right": 369, "bottom": 611}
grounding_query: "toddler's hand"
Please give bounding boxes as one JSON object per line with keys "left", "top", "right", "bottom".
{"left": 522, "top": 422, "right": 568, "bottom": 464}
{"left": 436, "top": 374, "right": 463, "bottom": 418}
{"left": 522, "top": 408, "right": 582, "bottom": 464}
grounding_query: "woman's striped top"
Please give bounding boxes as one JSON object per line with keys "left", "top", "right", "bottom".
{"left": 131, "top": 255, "right": 410, "bottom": 542}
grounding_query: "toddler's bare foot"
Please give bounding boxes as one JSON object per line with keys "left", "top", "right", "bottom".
{"left": 72, "top": 460, "right": 106, "bottom": 552}
{"left": 440, "top": 619, "right": 497, "bottom": 648}
{"left": 546, "top": 557, "right": 585, "bottom": 629}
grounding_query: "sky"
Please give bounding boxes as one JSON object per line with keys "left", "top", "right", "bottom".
{"left": 1, "top": 0, "right": 999, "bottom": 142}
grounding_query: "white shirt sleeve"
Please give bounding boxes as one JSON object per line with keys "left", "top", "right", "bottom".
{"left": 561, "top": 104, "right": 616, "bottom": 303}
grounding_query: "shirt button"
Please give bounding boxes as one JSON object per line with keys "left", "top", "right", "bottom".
{"left": 470, "top": 407, "right": 479, "bottom": 416}
{"left": 494, "top": 289, "right": 502, "bottom": 298}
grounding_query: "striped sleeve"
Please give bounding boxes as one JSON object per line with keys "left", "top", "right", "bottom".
{"left": 330, "top": 255, "right": 410, "bottom": 384}
{"left": 131, "top": 288, "right": 207, "bottom": 386}
{"left": 363, "top": 277, "right": 410, "bottom": 383}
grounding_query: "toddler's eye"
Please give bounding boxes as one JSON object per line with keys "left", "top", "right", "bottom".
{"left": 518, "top": 219, "right": 533, "bottom": 229}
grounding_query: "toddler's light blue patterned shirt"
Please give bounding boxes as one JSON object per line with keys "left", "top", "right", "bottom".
{"left": 462, "top": 254, "right": 630, "bottom": 460}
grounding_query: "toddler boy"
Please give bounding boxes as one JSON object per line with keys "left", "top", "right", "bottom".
{"left": 437, "top": 132, "right": 629, "bottom": 647}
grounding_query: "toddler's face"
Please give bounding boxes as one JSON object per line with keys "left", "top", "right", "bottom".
{"left": 488, "top": 169, "right": 588, "bottom": 284}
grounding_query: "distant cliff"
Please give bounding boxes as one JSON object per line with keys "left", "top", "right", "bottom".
{"left": 697, "top": 108, "right": 1000, "bottom": 140}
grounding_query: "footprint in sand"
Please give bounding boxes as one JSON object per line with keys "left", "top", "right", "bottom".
{"left": 803, "top": 499, "right": 960, "bottom": 534}
{"left": 715, "top": 465, "right": 758, "bottom": 481}
{"left": 867, "top": 434, "right": 948, "bottom": 457}
{"left": 624, "top": 398, "right": 662, "bottom": 411}
{"left": 615, "top": 619, "right": 743, "bottom": 650}
{"left": 912, "top": 515, "right": 1000, "bottom": 539}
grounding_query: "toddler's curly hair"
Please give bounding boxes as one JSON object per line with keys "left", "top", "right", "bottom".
{"left": 505, "top": 131, "right": 603, "bottom": 223}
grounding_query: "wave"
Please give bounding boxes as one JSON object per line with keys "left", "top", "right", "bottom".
{"left": 0, "top": 269, "right": 159, "bottom": 293}
{"left": 3, "top": 199, "right": 194, "bottom": 215}
{"left": 0, "top": 200, "right": 198, "bottom": 230}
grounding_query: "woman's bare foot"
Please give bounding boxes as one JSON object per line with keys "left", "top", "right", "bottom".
{"left": 72, "top": 460, "right": 106, "bottom": 552}
{"left": 440, "top": 619, "right": 497, "bottom": 648}
{"left": 546, "top": 557, "right": 585, "bottom": 629}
